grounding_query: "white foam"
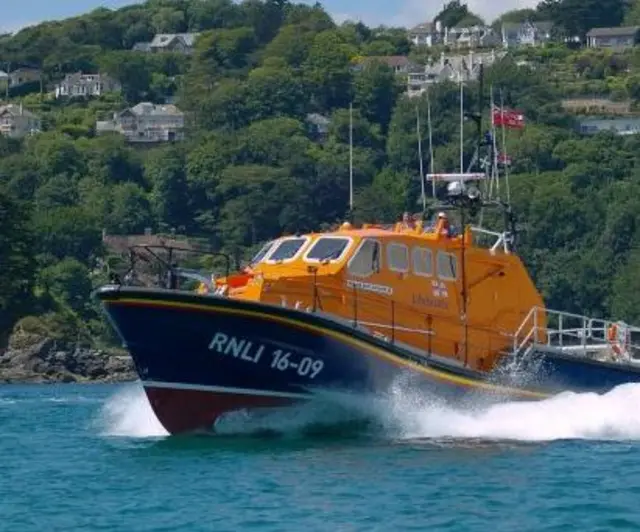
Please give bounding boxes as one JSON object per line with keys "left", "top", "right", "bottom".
{"left": 97, "top": 383, "right": 168, "bottom": 438}
{"left": 94, "top": 379, "right": 640, "bottom": 442}
{"left": 381, "top": 383, "right": 640, "bottom": 442}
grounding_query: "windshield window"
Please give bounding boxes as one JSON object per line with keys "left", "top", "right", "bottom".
{"left": 305, "top": 237, "right": 351, "bottom": 262}
{"left": 250, "top": 241, "right": 274, "bottom": 265}
{"left": 266, "top": 238, "right": 307, "bottom": 262}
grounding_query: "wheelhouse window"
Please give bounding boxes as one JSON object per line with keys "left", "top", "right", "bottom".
{"left": 250, "top": 241, "right": 275, "bottom": 265}
{"left": 387, "top": 243, "right": 409, "bottom": 273}
{"left": 348, "top": 239, "right": 381, "bottom": 277}
{"left": 413, "top": 247, "right": 433, "bottom": 277}
{"left": 304, "top": 237, "right": 351, "bottom": 263}
{"left": 437, "top": 251, "right": 457, "bottom": 280}
{"left": 266, "top": 237, "right": 308, "bottom": 263}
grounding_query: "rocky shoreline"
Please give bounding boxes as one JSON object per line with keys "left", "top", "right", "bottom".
{"left": 0, "top": 330, "right": 136, "bottom": 384}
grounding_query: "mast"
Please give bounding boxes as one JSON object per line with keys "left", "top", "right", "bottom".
{"left": 460, "top": 74, "right": 468, "bottom": 367}
{"left": 459, "top": 77, "right": 464, "bottom": 174}
{"left": 417, "top": 104, "right": 426, "bottom": 212}
{"left": 500, "top": 89, "right": 511, "bottom": 205}
{"left": 349, "top": 102, "right": 354, "bottom": 213}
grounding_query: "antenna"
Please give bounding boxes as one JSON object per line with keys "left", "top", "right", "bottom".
{"left": 417, "top": 104, "right": 426, "bottom": 212}
{"left": 349, "top": 102, "right": 354, "bottom": 212}
{"left": 426, "top": 85, "right": 436, "bottom": 197}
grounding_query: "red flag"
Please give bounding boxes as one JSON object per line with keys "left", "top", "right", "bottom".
{"left": 497, "top": 152, "right": 512, "bottom": 166}
{"left": 492, "top": 106, "right": 525, "bottom": 129}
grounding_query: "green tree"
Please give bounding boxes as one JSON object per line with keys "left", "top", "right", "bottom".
{"left": 303, "top": 29, "right": 355, "bottom": 111}
{"left": 538, "top": 0, "right": 630, "bottom": 39}
{"left": 353, "top": 61, "right": 402, "bottom": 133}
{"left": 39, "top": 258, "right": 93, "bottom": 316}
{"left": 435, "top": 1, "right": 484, "bottom": 28}
{"left": 0, "top": 188, "right": 35, "bottom": 341}
{"left": 146, "top": 147, "right": 190, "bottom": 231}
{"left": 109, "top": 183, "right": 154, "bottom": 234}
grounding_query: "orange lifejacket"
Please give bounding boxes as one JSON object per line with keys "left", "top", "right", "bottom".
{"left": 608, "top": 323, "right": 627, "bottom": 358}
{"left": 196, "top": 282, "right": 208, "bottom": 295}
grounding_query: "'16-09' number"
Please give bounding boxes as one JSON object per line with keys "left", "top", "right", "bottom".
{"left": 271, "top": 350, "right": 324, "bottom": 378}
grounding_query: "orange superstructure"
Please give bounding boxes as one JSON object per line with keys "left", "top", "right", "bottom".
{"left": 215, "top": 219, "right": 546, "bottom": 374}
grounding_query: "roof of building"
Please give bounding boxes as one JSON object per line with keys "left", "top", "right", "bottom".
{"left": 363, "top": 55, "right": 411, "bottom": 68}
{"left": 128, "top": 102, "right": 183, "bottom": 116}
{"left": 586, "top": 26, "right": 640, "bottom": 37}
{"left": 502, "top": 20, "right": 554, "bottom": 33}
{"left": 132, "top": 42, "right": 152, "bottom": 52}
{"left": 0, "top": 70, "right": 7, "bottom": 78}
{"left": 306, "top": 113, "right": 330, "bottom": 127}
{"left": 59, "top": 72, "right": 118, "bottom": 85}
{"left": 149, "top": 33, "right": 200, "bottom": 48}
{"left": 0, "top": 104, "right": 38, "bottom": 118}
{"left": 408, "top": 22, "right": 435, "bottom": 34}
{"left": 10, "top": 67, "right": 40, "bottom": 73}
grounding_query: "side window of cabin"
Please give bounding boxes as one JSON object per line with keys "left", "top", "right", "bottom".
{"left": 413, "top": 247, "right": 433, "bottom": 277}
{"left": 437, "top": 251, "right": 457, "bottom": 280}
{"left": 348, "top": 239, "right": 381, "bottom": 277}
{"left": 387, "top": 243, "right": 409, "bottom": 273}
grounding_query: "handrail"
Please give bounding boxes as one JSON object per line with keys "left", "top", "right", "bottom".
{"left": 469, "top": 226, "right": 512, "bottom": 255}
{"left": 510, "top": 305, "right": 640, "bottom": 364}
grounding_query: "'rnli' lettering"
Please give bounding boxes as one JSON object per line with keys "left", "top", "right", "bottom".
{"left": 208, "top": 332, "right": 263, "bottom": 363}
{"left": 207, "top": 331, "right": 325, "bottom": 379}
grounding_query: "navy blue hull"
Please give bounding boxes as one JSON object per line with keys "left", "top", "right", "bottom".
{"left": 532, "top": 351, "right": 640, "bottom": 392}
{"left": 95, "top": 286, "right": 545, "bottom": 434}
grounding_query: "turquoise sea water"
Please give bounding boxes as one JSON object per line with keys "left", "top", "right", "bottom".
{"left": 2, "top": 383, "right": 640, "bottom": 531}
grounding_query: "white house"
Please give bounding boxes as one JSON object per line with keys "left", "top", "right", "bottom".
{"left": 408, "top": 22, "right": 444, "bottom": 47}
{"left": 501, "top": 21, "right": 554, "bottom": 48}
{"left": 96, "top": 102, "right": 185, "bottom": 143}
{"left": 586, "top": 26, "right": 640, "bottom": 49}
{"left": 445, "top": 26, "right": 501, "bottom": 49}
{"left": 0, "top": 104, "right": 41, "bottom": 138}
{"left": 578, "top": 117, "right": 640, "bottom": 135}
{"left": 7, "top": 67, "right": 41, "bottom": 88}
{"left": 407, "top": 50, "right": 506, "bottom": 97}
{"left": 55, "top": 72, "right": 121, "bottom": 98}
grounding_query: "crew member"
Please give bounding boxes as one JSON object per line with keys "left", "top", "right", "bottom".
{"left": 435, "top": 212, "right": 451, "bottom": 237}
{"left": 395, "top": 212, "right": 415, "bottom": 231}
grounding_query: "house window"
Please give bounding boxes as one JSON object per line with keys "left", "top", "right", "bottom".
{"left": 265, "top": 237, "right": 309, "bottom": 263}
{"left": 387, "top": 243, "right": 409, "bottom": 273}
{"left": 348, "top": 239, "right": 382, "bottom": 277}
{"left": 437, "top": 251, "right": 457, "bottom": 280}
{"left": 413, "top": 247, "right": 433, "bottom": 277}
{"left": 304, "top": 237, "right": 351, "bottom": 263}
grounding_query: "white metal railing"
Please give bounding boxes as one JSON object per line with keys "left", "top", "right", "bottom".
{"left": 511, "top": 306, "right": 640, "bottom": 364}
{"left": 469, "top": 226, "right": 512, "bottom": 255}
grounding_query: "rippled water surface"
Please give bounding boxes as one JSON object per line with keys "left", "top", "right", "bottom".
{"left": 2, "top": 382, "right": 640, "bottom": 531}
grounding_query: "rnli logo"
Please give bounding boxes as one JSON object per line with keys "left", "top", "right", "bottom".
{"left": 431, "top": 280, "right": 448, "bottom": 298}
